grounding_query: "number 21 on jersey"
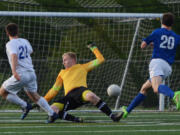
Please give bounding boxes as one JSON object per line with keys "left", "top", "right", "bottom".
{"left": 160, "top": 35, "right": 175, "bottom": 49}
{"left": 19, "top": 45, "right": 28, "bottom": 59}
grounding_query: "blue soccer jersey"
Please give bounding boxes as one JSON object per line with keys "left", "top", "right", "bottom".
{"left": 143, "top": 28, "right": 180, "bottom": 65}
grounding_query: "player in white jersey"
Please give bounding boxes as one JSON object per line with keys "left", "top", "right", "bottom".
{"left": 0, "top": 23, "right": 58, "bottom": 121}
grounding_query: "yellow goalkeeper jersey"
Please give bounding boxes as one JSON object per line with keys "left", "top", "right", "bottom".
{"left": 44, "top": 47, "right": 105, "bottom": 102}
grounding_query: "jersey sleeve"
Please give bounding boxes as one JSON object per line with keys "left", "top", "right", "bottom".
{"left": 82, "top": 46, "right": 105, "bottom": 72}
{"left": 6, "top": 42, "right": 18, "bottom": 55}
{"left": 25, "top": 39, "right": 33, "bottom": 54}
{"left": 44, "top": 72, "right": 63, "bottom": 102}
{"left": 143, "top": 30, "right": 157, "bottom": 45}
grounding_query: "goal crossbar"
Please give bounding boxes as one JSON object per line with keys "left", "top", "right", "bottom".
{"left": 0, "top": 11, "right": 162, "bottom": 18}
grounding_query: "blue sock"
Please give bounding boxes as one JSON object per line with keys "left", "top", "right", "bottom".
{"left": 158, "top": 84, "right": 174, "bottom": 99}
{"left": 126, "top": 93, "right": 146, "bottom": 113}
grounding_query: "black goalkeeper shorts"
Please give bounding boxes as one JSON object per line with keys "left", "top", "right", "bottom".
{"left": 55, "top": 86, "right": 89, "bottom": 111}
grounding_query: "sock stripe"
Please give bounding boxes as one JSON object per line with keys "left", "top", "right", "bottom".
{"left": 98, "top": 102, "right": 105, "bottom": 109}
{"left": 63, "top": 101, "right": 69, "bottom": 111}
{"left": 62, "top": 112, "right": 67, "bottom": 120}
{"left": 109, "top": 113, "right": 113, "bottom": 117}
{"left": 96, "top": 100, "right": 112, "bottom": 116}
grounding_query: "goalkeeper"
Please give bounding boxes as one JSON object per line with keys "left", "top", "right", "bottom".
{"left": 44, "top": 43, "right": 121, "bottom": 123}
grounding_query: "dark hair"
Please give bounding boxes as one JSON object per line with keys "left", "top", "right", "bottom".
{"left": 5, "top": 23, "right": 18, "bottom": 37}
{"left": 162, "top": 12, "right": 175, "bottom": 27}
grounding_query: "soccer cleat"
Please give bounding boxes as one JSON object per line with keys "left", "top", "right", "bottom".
{"left": 21, "top": 103, "right": 33, "bottom": 120}
{"left": 46, "top": 112, "right": 59, "bottom": 123}
{"left": 173, "top": 91, "right": 180, "bottom": 110}
{"left": 121, "top": 106, "right": 128, "bottom": 118}
{"left": 111, "top": 113, "right": 122, "bottom": 122}
{"left": 74, "top": 117, "right": 83, "bottom": 123}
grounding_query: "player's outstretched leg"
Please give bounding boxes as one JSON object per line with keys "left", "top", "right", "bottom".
{"left": 119, "top": 93, "right": 146, "bottom": 121}
{"left": 95, "top": 99, "right": 122, "bottom": 122}
{"left": 84, "top": 91, "right": 121, "bottom": 122}
{"left": 58, "top": 111, "right": 83, "bottom": 123}
{"left": 110, "top": 113, "right": 123, "bottom": 122}
{"left": 7, "top": 94, "right": 32, "bottom": 120}
{"left": 173, "top": 91, "right": 180, "bottom": 110}
{"left": 46, "top": 112, "right": 59, "bottom": 123}
{"left": 158, "top": 85, "right": 180, "bottom": 110}
{"left": 21, "top": 103, "right": 33, "bottom": 120}
{"left": 119, "top": 106, "right": 128, "bottom": 119}
{"left": 72, "top": 117, "right": 83, "bottom": 123}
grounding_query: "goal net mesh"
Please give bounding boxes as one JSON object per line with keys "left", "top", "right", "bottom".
{"left": 0, "top": 1, "right": 179, "bottom": 112}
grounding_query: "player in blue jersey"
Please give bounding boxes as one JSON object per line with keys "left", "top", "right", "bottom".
{"left": 119, "top": 12, "right": 180, "bottom": 119}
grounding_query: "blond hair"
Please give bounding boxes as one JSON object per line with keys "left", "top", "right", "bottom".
{"left": 62, "top": 52, "right": 77, "bottom": 61}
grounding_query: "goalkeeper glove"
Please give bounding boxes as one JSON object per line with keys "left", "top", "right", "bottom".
{"left": 87, "top": 41, "right": 96, "bottom": 49}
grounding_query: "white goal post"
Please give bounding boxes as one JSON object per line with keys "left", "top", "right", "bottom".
{"left": 0, "top": 11, "right": 166, "bottom": 112}
{"left": 0, "top": 11, "right": 162, "bottom": 18}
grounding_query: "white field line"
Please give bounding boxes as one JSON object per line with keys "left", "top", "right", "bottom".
{"left": 0, "top": 119, "right": 45, "bottom": 123}
{"left": 0, "top": 119, "right": 167, "bottom": 123}
{"left": 0, "top": 119, "right": 179, "bottom": 123}
{"left": 1, "top": 129, "right": 180, "bottom": 134}
{"left": 1, "top": 122, "right": 180, "bottom": 129}
{"left": 1, "top": 114, "right": 180, "bottom": 118}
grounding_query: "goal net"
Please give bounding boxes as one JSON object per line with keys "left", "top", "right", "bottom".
{"left": 0, "top": 11, "right": 167, "bottom": 112}
{"left": 159, "top": 0, "right": 180, "bottom": 17}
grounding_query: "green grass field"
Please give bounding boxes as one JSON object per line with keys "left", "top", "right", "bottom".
{"left": 0, "top": 111, "right": 180, "bottom": 135}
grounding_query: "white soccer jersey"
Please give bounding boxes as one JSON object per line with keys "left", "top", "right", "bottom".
{"left": 6, "top": 38, "right": 34, "bottom": 73}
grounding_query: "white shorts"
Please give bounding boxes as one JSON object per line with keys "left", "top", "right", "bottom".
{"left": 2, "top": 71, "right": 37, "bottom": 94}
{"left": 149, "top": 58, "right": 172, "bottom": 80}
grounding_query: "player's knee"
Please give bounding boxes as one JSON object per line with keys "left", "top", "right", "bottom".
{"left": 151, "top": 83, "right": 159, "bottom": 93}
{"left": 30, "top": 97, "right": 38, "bottom": 103}
{"left": 140, "top": 89, "right": 146, "bottom": 95}
{"left": 152, "top": 86, "right": 158, "bottom": 93}
{"left": 140, "top": 85, "right": 147, "bottom": 95}
{"left": 153, "top": 88, "right": 158, "bottom": 93}
{"left": 84, "top": 92, "right": 93, "bottom": 101}
{"left": 82, "top": 90, "right": 91, "bottom": 101}
{"left": 84, "top": 91, "right": 100, "bottom": 105}
{"left": 51, "top": 104, "right": 60, "bottom": 114}
{"left": 26, "top": 92, "right": 40, "bottom": 102}
{"left": 0, "top": 88, "right": 8, "bottom": 99}
{"left": 52, "top": 103, "right": 64, "bottom": 112}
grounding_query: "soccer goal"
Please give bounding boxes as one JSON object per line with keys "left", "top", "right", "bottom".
{"left": 0, "top": 11, "right": 169, "bottom": 112}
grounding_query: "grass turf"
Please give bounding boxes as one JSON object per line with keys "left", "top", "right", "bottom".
{"left": 0, "top": 111, "right": 180, "bottom": 135}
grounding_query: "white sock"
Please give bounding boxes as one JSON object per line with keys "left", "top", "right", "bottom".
{"left": 6, "top": 94, "right": 27, "bottom": 108}
{"left": 37, "top": 97, "right": 54, "bottom": 116}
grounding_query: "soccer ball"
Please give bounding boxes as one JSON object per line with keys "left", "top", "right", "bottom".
{"left": 107, "top": 84, "right": 121, "bottom": 97}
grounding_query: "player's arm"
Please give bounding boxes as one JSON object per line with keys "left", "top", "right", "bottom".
{"left": 141, "top": 30, "right": 156, "bottom": 49}
{"left": 44, "top": 74, "right": 63, "bottom": 102}
{"left": 7, "top": 43, "right": 21, "bottom": 81}
{"left": 11, "top": 54, "right": 20, "bottom": 81}
{"left": 141, "top": 41, "right": 147, "bottom": 49}
{"left": 6, "top": 42, "right": 20, "bottom": 81}
{"left": 82, "top": 42, "right": 105, "bottom": 72}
